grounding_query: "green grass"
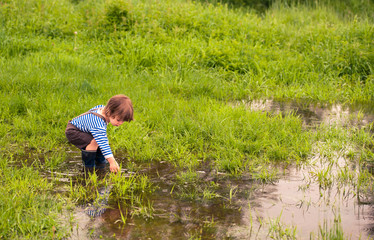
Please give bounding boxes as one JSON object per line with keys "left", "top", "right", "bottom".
{"left": 0, "top": 154, "right": 70, "bottom": 239}
{"left": 69, "top": 169, "right": 155, "bottom": 217}
{"left": 316, "top": 216, "right": 346, "bottom": 240}
{"left": 0, "top": 0, "right": 373, "bottom": 238}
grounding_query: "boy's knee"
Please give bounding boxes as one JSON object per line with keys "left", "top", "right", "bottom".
{"left": 91, "top": 138, "right": 98, "bottom": 146}
{"left": 86, "top": 139, "right": 99, "bottom": 150}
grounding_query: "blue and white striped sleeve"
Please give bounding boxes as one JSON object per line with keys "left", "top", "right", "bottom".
{"left": 90, "top": 125, "right": 114, "bottom": 159}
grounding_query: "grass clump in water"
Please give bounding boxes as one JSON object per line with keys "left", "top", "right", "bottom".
{"left": 0, "top": 154, "right": 70, "bottom": 239}
{"left": 69, "top": 169, "right": 155, "bottom": 219}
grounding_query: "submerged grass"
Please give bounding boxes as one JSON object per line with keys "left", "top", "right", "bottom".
{"left": 316, "top": 216, "right": 346, "bottom": 240}
{"left": 69, "top": 169, "right": 154, "bottom": 218}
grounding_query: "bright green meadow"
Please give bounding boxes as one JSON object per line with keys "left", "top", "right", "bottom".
{"left": 0, "top": 0, "right": 373, "bottom": 238}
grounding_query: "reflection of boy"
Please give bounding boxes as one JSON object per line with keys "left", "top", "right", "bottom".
{"left": 65, "top": 94, "right": 133, "bottom": 173}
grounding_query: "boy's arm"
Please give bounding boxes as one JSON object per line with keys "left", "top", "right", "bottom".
{"left": 90, "top": 125, "right": 118, "bottom": 172}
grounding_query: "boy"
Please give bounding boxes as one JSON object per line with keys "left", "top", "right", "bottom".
{"left": 65, "top": 94, "right": 133, "bottom": 173}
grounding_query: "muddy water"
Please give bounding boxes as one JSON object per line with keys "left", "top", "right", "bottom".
{"left": 61, "top": 100, "right": 374, "bottom": 240}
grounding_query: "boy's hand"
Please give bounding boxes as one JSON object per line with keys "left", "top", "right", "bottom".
{"left": 107, "top": 157, "right": 120, "bottom": 173}
{"left": 110, "top": 161, "right": 120, "bottom": 173}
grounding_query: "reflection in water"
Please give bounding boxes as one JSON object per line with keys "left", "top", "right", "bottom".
{"left": 230, "top": 161, "right": 374, "bottom": 239}
{"left": 61, "top": 100, "right": 374, "bottom": 239}
{"left": 237, "top": 99, "right": 374, "bottom": 128}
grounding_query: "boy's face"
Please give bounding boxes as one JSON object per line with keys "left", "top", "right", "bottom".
{"left": 109, "top": 116, "right": 124, "bottom": 127}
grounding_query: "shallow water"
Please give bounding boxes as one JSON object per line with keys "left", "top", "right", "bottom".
{"left": 66, "top": 162, "right": 374, "bottom": 239}
{"left": 58, "top": 100, "right": 374, "bottom": 239}
{"left": 236, "top": 99, "right": 374, "bottom": 128}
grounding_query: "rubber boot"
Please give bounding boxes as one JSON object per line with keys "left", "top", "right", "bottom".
{"left": 81, "top": 149, "right": 97, "bottom": 169}
{"left": 95, "top": 148, "right": 108, "bottom": 169}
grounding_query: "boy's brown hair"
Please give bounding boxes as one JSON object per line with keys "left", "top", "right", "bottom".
{"left": 103, "top": 94, "right": 134, "bottom": 122}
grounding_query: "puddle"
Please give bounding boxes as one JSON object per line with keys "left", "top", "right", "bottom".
{"left": 64, "top": 161, "right": 250, "bottom": 239}
{"left": 229, "top": 162, "right": 374, "bottom": 239}
{"left": 63, "top": 159, "right": 374, "bottom": 239}
{"left": 236, "top": 99, "right": 374, "bottom": 129}
{"left": 43, "top": 100, "right": 374, "bottom": 239}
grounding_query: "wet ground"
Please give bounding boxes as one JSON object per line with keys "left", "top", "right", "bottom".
{"left": 52, "top": 100, "right": 374, "bottom": 239}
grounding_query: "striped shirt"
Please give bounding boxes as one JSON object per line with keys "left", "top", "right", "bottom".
{"left": 70, "top": 105, "right": 113, "bottom": 159}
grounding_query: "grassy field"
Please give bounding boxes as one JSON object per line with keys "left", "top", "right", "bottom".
{"left": 0, "top": 0, "right": 373, "bottom": 238}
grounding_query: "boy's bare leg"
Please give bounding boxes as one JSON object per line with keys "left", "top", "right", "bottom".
{"left": 86, "top": 138, "right": 99, "bottom": 151}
